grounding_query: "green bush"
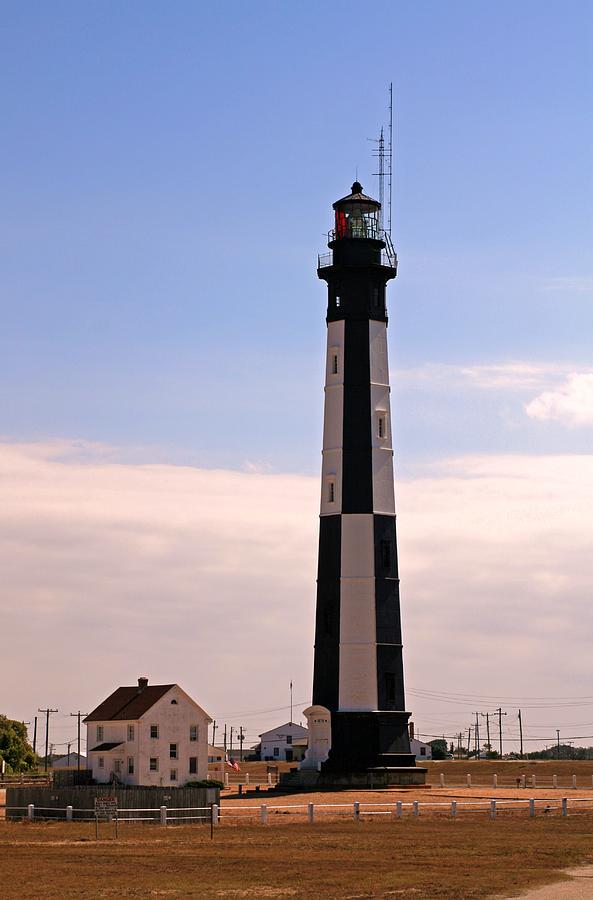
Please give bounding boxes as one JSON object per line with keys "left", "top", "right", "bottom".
{"left": 184, "top": 779, "right": 223, "bottom": 789}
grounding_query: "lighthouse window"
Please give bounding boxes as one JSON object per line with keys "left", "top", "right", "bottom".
{"left": 331, "top": 354, "right": 339, "bottom": 375}
{"left": 335, "top": 295, "right": 341, "bottom": 308}
{"left": 328, "top": 481, "right": 335, "bottom": 503}
{"left": 378, "top": 415, "right": 386, "bottom": 438}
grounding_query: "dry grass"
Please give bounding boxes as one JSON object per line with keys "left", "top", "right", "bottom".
{"left": 2, "top": 816, "right": 593, "bottom": 898}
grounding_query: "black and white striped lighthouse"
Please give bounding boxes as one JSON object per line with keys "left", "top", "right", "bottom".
{"left": 309, "top": 182, "right": 422, "bottom": 783}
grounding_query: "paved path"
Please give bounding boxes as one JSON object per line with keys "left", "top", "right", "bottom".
{"left": 511, "top": 867, "right": 593, "bottom": 899}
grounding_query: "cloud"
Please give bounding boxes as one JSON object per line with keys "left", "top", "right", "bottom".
{"left": 1, "top": 440, "right": 592, "bottom": 749}
{"left": 396, "top": 361, "right": 573, "bottom": 391}
{"left": 525, "top": 373, "right": 593, "bottom": 426}
{"left": 542, "top": 277, "right": 593, "bottom": 294}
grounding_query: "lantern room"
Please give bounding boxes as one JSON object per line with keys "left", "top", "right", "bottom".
{"left": 332, "top": 181, "right": 381, "bottom": 240}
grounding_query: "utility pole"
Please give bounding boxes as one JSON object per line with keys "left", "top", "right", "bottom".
{"left": 38, "top": 708, "right": 58, "bottom": 773}
{"left": 69, "top": 711, "right": 88, "bottom": 773}
{"left": 211, "top": 720, "right": 217, "bottom": 748}
{"left": 33, "top": 716, "right": 38, "bottom": 757}
{"left": 557, "top": 729, "right": 561, "bottom": 758}
{"left": 230, "top": 726, "right": 234, "bottom": 756}
{"left": 467, "top": 726, "right": 472, "bottom": 758}
{"left": 480, "top": 712, "right": 491, "bottom": 753}
{"left": 518, "top": 709, "right": 523, "bottom": 759}
{"left": 496, "top": 708, "right": 507, "bottom": 758}
{"left": 67, "top": 742, "right": 71, "bottom": 767}
{"left": 475, "top": 712, "right": 481, "bottom": 760}
{"left": 223, "top": 725, "right": 227, "bottom": 757}
{"left": 290, "top": 680, "right": 293, "bottom": 724}
{"left": 239, "top": 727, "right": 245, "bottom": 762}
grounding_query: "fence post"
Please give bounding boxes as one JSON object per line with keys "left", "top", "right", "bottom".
{"left": 353, "top": 801, "right": 360, "bottom": 821}
{"left": 66, "top": 805, "right": 73, "bottom": 822}
{"left": 267, "top": 772, "right": 273, "bottom": 787}
{"left": 451, "top": 800, "right": 457, "bottom": 818}
{"left": 490, "top": 800, "right": 496, "bottom": 819}
{"left": 396, "top": 801, "right": 403, "bottom": 819}
{"left": 245, "top": 773, "right": 250, "bottom": 785}
{"left": 532, "top": 775, "right": 536, "bottom": 789}
{"left": 572, "top": 775, "right": 577, "bottom": 790}
{"left": 529, "top": 799, "right": 535, "bottom": 818}
{"left": 413, "top": 800, "right": 419, "bottom": 817}
{"left": 307, "top": 802, "right": 314, "bottom": 824}
{"left": 224, "top": 772, "right": 229, "bottom": 788}
{"left": 562, "top": 798, "right": 568, "bottom": 817}
{"left": 493, "top": 774, "right": 498, "bottom": 788}
{"left": 27, "top": 804, "right": 34, "bottom": 821}
{"left": 212, "top": 803, "right": 219, "bottom": 825}
{"left": 260, "top": 804, "right": 268, "bottom": 824}
{"left": 160, "top": 805, "right": 167, "bottom": 826}
{"left": 466, "top": 774, "right": 471, "bottom": 788}
{"left": 439, "top": 772, "right": 445, "bottom": 787}
{"left": 553, "top": 775, "right": 558, "bottom": 789}
{"left": 521, "top": 775, "right": 526, "bottom": 788}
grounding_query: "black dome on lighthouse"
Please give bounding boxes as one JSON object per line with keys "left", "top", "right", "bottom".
{"left": 333, "top": 182, "right": 380, "bottom": 209}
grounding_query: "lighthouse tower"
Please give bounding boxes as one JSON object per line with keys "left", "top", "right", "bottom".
{"left": 306, "top": 182, "right": 423, "bottom": 785}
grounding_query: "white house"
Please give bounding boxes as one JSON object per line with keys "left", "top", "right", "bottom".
{"left": 85, "top": 677, "right": 212, "bottom": 786}
{"left": 260, "top": 722, "right": 308, "bottom": 762}
{"left": 52, "top": 752, "right": 87, "bottom": 770}
{"left": 410, "top": 738, "right": 432, "bottom": 761}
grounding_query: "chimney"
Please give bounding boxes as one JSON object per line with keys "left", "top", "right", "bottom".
{"left": 137, "top": 676, "right": 148, "bottom": 692}
{"left": 408, "top": 721, "right": 415, "bottom": 741}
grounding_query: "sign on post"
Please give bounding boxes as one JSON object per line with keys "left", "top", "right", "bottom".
{"left": 94, "top": 796, "right": 118, "bottom": 839}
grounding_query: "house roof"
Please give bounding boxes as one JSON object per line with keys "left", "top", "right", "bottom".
{"left": 90, "top": 742, "right": 124, "bottom": 752}
{"left": 259, "top": 722, "right": 308, "bottom": 739}
{"left": 84, "top": 684, "right": 174, "bottom": 722}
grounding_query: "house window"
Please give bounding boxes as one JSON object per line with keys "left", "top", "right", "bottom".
{"left": 328, "top": 481, "right": 335, "bottom": 503}
{"left": 114, "top": 759, "right": 121, "bottom": 773}
{"left": 150, "top": 724, "right": 159, "bottom": 739}
{"left": 170, "top": 769, "right": 177, "bottom": 782}
{"left": 149, "top": 757, "right": 159, "bottom": 772}
{"left": 127, "top": 757, "right": 134, "bottom": 775}
{"left": 96, "top": 726, "right": 104, "bottom": 742}
{"left": 189, "top": 724, "right": 198, "bottom": 742}
{"left": 127, "top": 725, "right": 135, "bottom": 742}
{"left": 331, "top": 354, "right": 339, "bottom": 375}
{"left": 98, "top": 756, "right": 104, "bottom": 769}
{"left": 286, "top": 735, "right": 293, "bottom": 745}
{"left": 171, "top": 699, "right": 178, "bottom": 705}
{"left": 189, "top": 757, "right": 197, "bottom": 774}
{"left": 170, "top": 743, "right": 178, "bottom": 760}
{"left": 273, "top": 747, "right": 279, "bottom": 757}
{"left": 420, "top": 747, "right": 426, "bottom": 756}
{"left": 378, "top": 415, "right": 386, "bottom": 439}
{"left": 381, "top": 540, "right": 391, "bottom": 570}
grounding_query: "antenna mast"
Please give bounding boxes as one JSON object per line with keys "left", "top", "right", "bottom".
{"left": 371, "top": 83, "right": 394, "bottom": 240}
{"left": 388, "top": 82, "right": 393, "bottom": 238}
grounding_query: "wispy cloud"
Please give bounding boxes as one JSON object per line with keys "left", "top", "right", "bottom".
{"left": 526, "top": 373, "right": 593, "bottom": 426}
{"left": 396, "top": 361, "right": 573, "bottom": 391}
{"left": 2, "top": 440, "right": 592, "bottom": 745}
{"left": 541, "top": 277, "right": 593, "bottom": 294}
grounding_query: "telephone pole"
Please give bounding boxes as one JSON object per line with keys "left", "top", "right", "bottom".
{"left": 557, "top": 729, "right": 561, "bottom": 758}
{"left": 518, "top": 709, "right": 523, "bottom": 759}
{"left": 230, "top": 726, "right": 234, "bottom": 756}
{"left": 496, "top": 708, "right": 507, "bottom": 758}
{"left": 38, "top": 708, "right": 58, "bottom": 773}
{"left": 480, "top": 712, "right": 491, "bottom": 753}
{"left": 467, "top": 726, "right": 472, "bottom": 758}
{"left": 69, "top": 711, "right": 89, "bottom": 772}
{"left": 211, "top": 720, "right": 217, "bottom": 748}
{"left": 475, "top": 712, "right": 481, "bottom": 760}
{"left": 223, "top": 725, "right": 227, "bottom": 757}
{"left": 239, "top": 726, "right": 245, "bottom": 762}
{"left": 32, "top": 716, "right": 38, "bottom": 757}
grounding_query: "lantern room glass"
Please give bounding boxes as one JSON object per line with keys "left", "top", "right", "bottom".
{"left": 335, "top": 203, "right": 380, "bottom": 240}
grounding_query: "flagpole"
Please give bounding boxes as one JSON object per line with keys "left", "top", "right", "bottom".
{"left": 290, "top": 681, "right": 293, "bottom": 725}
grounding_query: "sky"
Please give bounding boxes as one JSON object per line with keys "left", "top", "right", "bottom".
{"left": 1, "top": 1, "right": 592, "bottom": 756}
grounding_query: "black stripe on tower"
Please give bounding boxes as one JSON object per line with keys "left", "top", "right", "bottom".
{"left": 342, "top": 318, "right": 372, "bottom": 514}
{"left": 312, "top": 514, "right": 341, "bottom": 711}
{"left": 374, "top": 514, "right": 406, "bottom": 711}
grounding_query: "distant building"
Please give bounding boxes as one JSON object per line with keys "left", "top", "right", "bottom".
{"left": 84, "top": 677, "right": 212, "bottom": 786}
{"left": 52, "top": 752, "right": 87, "bottom": 770}
{"left": 259, "top": 723, "right": 308, "bottom": 762}
{"left": 410, "top": 738, "right": 432, "bottom": 761}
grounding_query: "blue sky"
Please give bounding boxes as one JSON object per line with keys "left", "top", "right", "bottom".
{"left": 1, "top": 2, "right": 593, "bottom": 752}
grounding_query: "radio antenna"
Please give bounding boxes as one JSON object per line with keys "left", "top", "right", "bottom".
{"left": 388, "top": 82, "right": 393, "bottom": 237}
{"left": 370, "top": 83, "right": 394, "bottom": 238}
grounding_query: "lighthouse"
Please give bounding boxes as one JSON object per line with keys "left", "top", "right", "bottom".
{"left": 298, "top": 182, "right": 424, "bottom": 786}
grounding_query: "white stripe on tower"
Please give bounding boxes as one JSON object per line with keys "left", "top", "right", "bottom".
{"left": 370, "top": 320, "right": 395, "bottom": 515}
{"left": 320, "top": 319, "right": 344, "bottom": 516}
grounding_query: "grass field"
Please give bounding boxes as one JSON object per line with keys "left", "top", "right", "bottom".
{"left": 2, "top": 816, "right": 593, "bottom": 898}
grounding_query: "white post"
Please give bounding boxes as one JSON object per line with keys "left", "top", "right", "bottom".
{"left": 267, "top": 772, "right": 272, "bottom": 787}
{"left": 553, "top": 775, "right": 558, "bottom": 789}
{"left": 413, "top": 800, "right": 419, "bottom": 817}
{"left": 490, "top": 800, "right": 496, "bottom": 819}
{"left": 28, "top": 804, "right": 34, "bottom": 821}
{"left": 562, "top": 798, "right": 568, "bottom": 817}
{"left": 212, "top": 803, "right": 219, "bottom": 825}
{"left": 66, "top": 805, "right": 73, "bottom": 822}
{"left": 245, "top": 773, "right": 250, "bottom": 785}
{"left": 529, "top": 798, "right": 535, "bottom": 818}
{"left": 260, "top": 804, "right": 268, "bottom": 824}
{"left": 466, "top": 773, "right": 471, "bottom": 788}
{"left": 572, "top": 775, "right": 577, "bottom": 790}
{"left": 532, "top": 774, "right": 536, "bottom": 788}
{"left": 493, "top": 774, "right": 498, "bottom": 788}
{"left": 521, "top": 774, "right": 526, "bottom": 788}
{"left": 396, "top": 801, "right": 403, "bottom": 819}
{"left": 451, "top": 800, "right": 457, "bottom": 818}
{"left": 160, "top": 805, "right": 167, "bottom": 826}
{"left": 353, "top": 801, "right": 360, "bottom": 821}
{"left": 439, "top": 773, "right": 445, "bottom": 787}
{"left": 307, "top": 802, "right": 314, "bottom": 824}
{"left": 224, "top": 772, "right": 229, "bottom": 788}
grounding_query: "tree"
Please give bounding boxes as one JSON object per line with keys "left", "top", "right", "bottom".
{"left": 429, "top": 739, "right": 448, "bottom": 760}
{"left": 0, "top": 716, "right": 36, "bottom": 772}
